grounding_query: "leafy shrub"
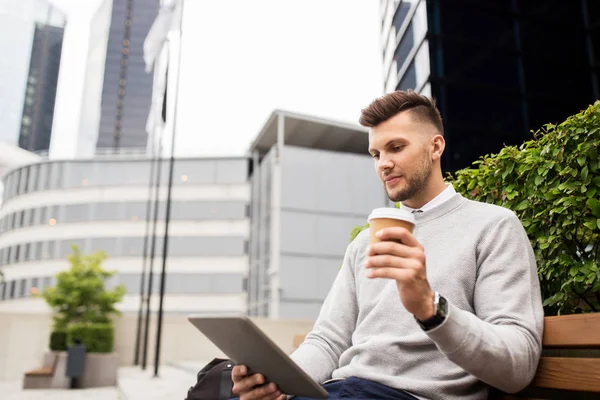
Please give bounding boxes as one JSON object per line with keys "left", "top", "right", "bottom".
{"left": 450, "top": 101, "right": 600, "bottom": 315}
{"left": 42, "top": 245, "right": 125, "bottom": 330}
{"left": 67, "top": 323, "right": 114, "bottom": 353}
{"left": 49, "top": 330, "right": 68, "bottom": 351}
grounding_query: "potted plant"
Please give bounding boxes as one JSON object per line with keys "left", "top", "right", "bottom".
{"left": 41, "top": 245, "right": 126, "bottom": 388}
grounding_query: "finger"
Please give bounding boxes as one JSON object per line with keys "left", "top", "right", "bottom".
{"left": 233, "top": 373, "right": 265, "bottom": 395}
{"left": 365, "top": 254, "right": 420, "bottom": 270}
{"left": 366, "top": 266, "right": 418, "bottom": 281}
{"left": 368, "top": 241, "right": 415, "bottom": 258}
{"left": 376, "top": 227, "right": 420, "bottom": 247}
{"left": 249, "top": 382, "right": 278, "bottom": 400}
{"left": 232, "top": 365, "right": 248, "bottom": 383}
{"left": 264, "top": 389, "right": 283, "bottom": 400}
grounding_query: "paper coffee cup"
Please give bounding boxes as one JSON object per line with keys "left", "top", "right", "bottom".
{"left": 368, "top": 207, "right": 415, "bottom": 243}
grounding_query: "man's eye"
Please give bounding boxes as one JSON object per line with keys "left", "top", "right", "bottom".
{"left": 393, "top": 146, "right": 404, "bottom": 152}
{"left": 371, "top": 154, "right": 380, "bottom": 160}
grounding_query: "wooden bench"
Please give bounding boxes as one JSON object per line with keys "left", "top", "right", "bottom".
{"left": 492, "top": 313, "right": 600, "bottom": 399}
{"left": 23, "top": 353, "right": 60, "bottom": 389}
{"left": 293, "top": 313, "right": 600, "bottom": 399}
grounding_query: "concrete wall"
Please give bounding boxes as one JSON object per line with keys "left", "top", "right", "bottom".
{"left": 0, "top": 306, "right": 315, "bottom": 381}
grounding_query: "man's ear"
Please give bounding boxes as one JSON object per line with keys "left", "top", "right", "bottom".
{"left": 430, "top": 134, "right": 445, "bottom": 162}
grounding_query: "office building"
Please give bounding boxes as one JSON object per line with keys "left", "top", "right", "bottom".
{"left": 97, "top": 0, "right": 160, "bottom": 151}
{"left": 247, "top": 110, "right": 391, "bottom": 319}
{"left": 18, "top": 24, "right": 65, "bottom": 152}
{"left": 380, "top": 0, "right": 600, "bottom": 172}
{"left": 0, "top": 155, "right": 250, "bottom": 316}
{"left": 0, "top": 0, "right": 65, "bottom": 150}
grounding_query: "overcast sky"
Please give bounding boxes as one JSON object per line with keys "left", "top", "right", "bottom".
{"left": 49, "top": 0, "right": 383, "bottom": 156}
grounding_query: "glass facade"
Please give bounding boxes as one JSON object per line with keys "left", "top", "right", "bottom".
{"left": 97, "top": 0, "right": 160, "bottom": 151}
{"left": 381, "top": 0, "right": 600, "bottom": 173}
{"left": 0, "top": 0, "right": 65, "bottom": 149}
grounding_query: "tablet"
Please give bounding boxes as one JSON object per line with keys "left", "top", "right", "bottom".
{"left": 188, "top": 315, "right": 328, "bottom": 398}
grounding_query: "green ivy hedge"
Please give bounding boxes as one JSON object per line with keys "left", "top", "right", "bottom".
{"left": 67, "top": 323, "right": 115, "bottom": 353}
{"left": 449, "top": 101, "right": 600, "bottom": 315}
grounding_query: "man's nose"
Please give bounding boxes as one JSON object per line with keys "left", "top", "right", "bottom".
{"left": 378, "top": 155, "right": 394, "bottom": 171}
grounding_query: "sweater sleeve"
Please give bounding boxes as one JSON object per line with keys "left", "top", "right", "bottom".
{"left": 425, "top": 213, "right": 544, "bottom": 393}
{"left": 288, "top": 235, "right": 360, "bottom": 385}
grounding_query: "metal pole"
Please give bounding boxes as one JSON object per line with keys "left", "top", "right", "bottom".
{"left": 154, "top": 0, "right": 184, "bottom": 378}
{"left": 141, "top": 146, "right": 163, "bottom": 370}
{"left": 133, "top": 137, "right": 159, "bottom": 366}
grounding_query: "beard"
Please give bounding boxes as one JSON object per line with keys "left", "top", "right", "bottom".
{"left": 386, "top": 154, "right": 432, "bottom": 202}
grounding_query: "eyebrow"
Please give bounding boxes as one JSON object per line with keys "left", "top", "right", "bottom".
{"left": 369, "top": 138, "right": 408, "bottom": 154}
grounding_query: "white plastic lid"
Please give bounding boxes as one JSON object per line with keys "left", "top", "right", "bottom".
{"left": 368, "top": 207, "right": 415, "bottom": 224}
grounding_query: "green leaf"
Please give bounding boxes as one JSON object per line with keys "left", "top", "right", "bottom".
{"left": 581, "top": 165, "right": 589, "bottom": 181}
{"left": 587, "top": 198, "right": 600, "bottom": 217}
{"left": 515, "top": 200, "right": 529, "bottom": 210}
{"left": 534, "top": 175, "right": 544, "bottom": 186}
{"left": 584, "top": 220, "right": 597, "bottom": 230}
{"left": 587, "top": 188, "right": 597, "bottom": 198}
{"left": 577, "top": 156, "right": 586, "bottom": 166}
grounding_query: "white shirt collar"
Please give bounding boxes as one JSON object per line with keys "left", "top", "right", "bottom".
{"left": 400, "top": 183, "right": 456, "bottom": 213}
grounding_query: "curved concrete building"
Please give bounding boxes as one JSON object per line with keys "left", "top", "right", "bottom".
{"left": 0, "top": 155, "right": 250, "bottom": 316}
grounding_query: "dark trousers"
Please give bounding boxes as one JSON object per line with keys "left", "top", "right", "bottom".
{"left": 291, "top": 376, "right": 419, "bottom": 400}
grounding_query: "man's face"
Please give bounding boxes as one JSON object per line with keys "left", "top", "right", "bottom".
{"left": 368, "top": 111, "right": 435, "bottom": 203}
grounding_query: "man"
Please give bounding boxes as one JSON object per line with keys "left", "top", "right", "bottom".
{"left": 232, "top": 90, "right": 544, "bottom": 400}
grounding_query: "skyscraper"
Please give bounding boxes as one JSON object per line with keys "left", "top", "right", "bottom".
{"left": 97, "top": 0, "right": 160, "bottom": 151}
{"left": 0, "top": 0, "right": 65, "bottom": 151}
{"left": 18, "top": 24, "right": 65, "bottom": 152}
{"left": 380, "top": 0, "right": 600, "bottom": 173}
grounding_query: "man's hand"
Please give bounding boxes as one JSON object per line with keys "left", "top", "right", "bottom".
{"left": 365, "top": 227, "right": 435, "bottom": 320}
{"left": 231, "top": 365, "right": 286, "bottom": 400}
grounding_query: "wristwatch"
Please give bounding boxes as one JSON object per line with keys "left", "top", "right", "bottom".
{"left": 415, "top": 292, "right": 448, "bottom": 331}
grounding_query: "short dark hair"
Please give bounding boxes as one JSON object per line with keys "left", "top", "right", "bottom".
{"left": 359, "top": 90, "right": 444, "bottom": 135}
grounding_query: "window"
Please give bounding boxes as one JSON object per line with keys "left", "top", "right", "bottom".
{"left": 19, "top": 167, "right": 29, "bottom": 195}
{"left": 49, "top": 162, "right": 63, "bottom": 190}
{"left": 123, "top": 202, "right": 146, "bottom": 222}
{"left": 23, "top": 243, "right": 31, "bottom": 261}
{"left": 0, "top": 248, "right": 3, "bottom": 266}
{"left": 35, "top": 242, "right": 43, "bottom": 260}
{"left": 89, "top": 237, "right": 118, "bottom": 256}
{"left": 27, "top": 164, "right": 39, "bottom": 192}
{"left": 93, "top": 203, "right": 122, "bottom": 220}
{"left": 29, "top": 208, "right": 37, "bottom": 225}
{"left": 62, "top": 162, "right": 94, "bottom": 188}
{"left": 37, "top": 163, "right": 51, "bottom": 190}
{"left": 1, "top": 281, "right": 6, "bottom": 300}
{"left": 7, "top": 246, "right": 13, "bottom": 264}
{"left": 64, "top": 204, "right": 90, "bottom": 222}
{"left": 23, "top": 209, "right": 31, "bottom": 227}
{"left": 19, "top": 279, "right": 26, "bottom": 297}
{"left": 31, "top": 278, "right": 39, "bottom": 295}
{"left": 121, "top": 237, "right": 144, "bottom": 256}
{"left": 14, "top": 245, "right": 20, "bottom": 263}
{"left": 9, "top": 281, "right": 15, "bottom": 299}
{"left": 43, "top": 277, "right": 52, "bottom": 289}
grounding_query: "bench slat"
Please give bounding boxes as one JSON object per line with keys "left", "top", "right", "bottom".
{"left": 531, "top": 357, "right": 600, "bottom": 392}
{"left": 542, "top": 314, "right": 600, "bottom": 347}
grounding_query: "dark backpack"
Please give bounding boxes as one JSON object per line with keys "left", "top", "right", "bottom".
{"left": 185, "top": 358, "right": 236, "bottom": 400}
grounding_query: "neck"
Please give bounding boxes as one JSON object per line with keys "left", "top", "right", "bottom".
{"left": 401, "top": 171, "right": 447, "bottom": 209}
